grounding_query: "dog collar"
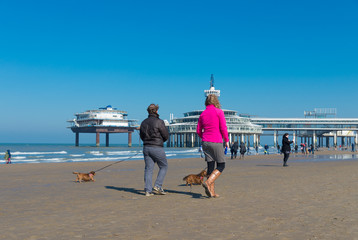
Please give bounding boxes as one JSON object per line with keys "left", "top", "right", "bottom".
{"left": 89, "top": 173, "right": 93, "bottom": 177}
{"left": 200, "top": 176, "right": 203, "bottom": 180}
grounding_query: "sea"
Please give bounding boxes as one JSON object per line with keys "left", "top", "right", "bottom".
{"left": 0, "top": 143, "right": 357, "bottom": 164}
{"left": 0, "top": 143, "right": 203, "bottom": 164}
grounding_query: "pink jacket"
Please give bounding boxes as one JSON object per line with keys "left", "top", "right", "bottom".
{"left": 196, "top": 105, "right": 229, "bottom": 143}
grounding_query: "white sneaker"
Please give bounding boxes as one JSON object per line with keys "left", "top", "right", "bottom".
{"left": 152, "top": 186, "right": 166, "bottom": 195}
{"left": 145, "top": 191, "right": 154, "bottom": 197}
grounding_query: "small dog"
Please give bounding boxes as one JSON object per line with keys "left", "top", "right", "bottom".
{"left": 183, "top": 169, "right": 207, "bottom": 192}
{"left": 73, "top": 171, "right": 96, "bottom": 183}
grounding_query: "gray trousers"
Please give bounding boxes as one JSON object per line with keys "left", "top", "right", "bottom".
{"left": 143, "top": 146, "right": 168, "bottom": 192}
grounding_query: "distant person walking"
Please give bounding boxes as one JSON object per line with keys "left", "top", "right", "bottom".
{"left": 255, "top": 145, "right": 259, "bottom": 155}
{"left": 294, "top": 144, "right": 298, "bottom": 153}
{"left": 277, "top": 144, "right": 281, "bottom": 154}
{"left": 140, "top": 104, "right": 169, "bottom": 197}
{"left": 239, "top": 142, "right": 246, "bottom": 159}
{"left": 264, "top": 144, "right": 269, "bottom": 155}
{"left": 4, "top": 150, "right": 11, "bottom": 164}
{"left": 282, "top": 133, "right": 293, "bottom": 167}
{"left": 197, "top": 94, "right": 229, "bottom": 198}
{"left": 310, "top": 144, "right": 315, "bottom": 154}
{"left": 230, "top": 141, "right": 238, "bottom": 159}
{"left": 304, "top": 142, "right": 309, "bottom": 155}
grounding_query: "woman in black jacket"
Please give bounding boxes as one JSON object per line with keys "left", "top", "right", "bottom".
{"left": 282, "top": 133, "right": 293, "bottom": 167}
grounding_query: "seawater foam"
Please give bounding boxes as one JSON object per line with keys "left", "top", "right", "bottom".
{"left": 70, "top": 156, "right": 142, "bottom": 162}
{"left": 106, "top": 151, "right": 140, "bottom": 156}
{"left": 11, "top": 156, "right": 26, "bottom": 160}
{"left": 11, "top": 151, "right": 67, "bottom": 155}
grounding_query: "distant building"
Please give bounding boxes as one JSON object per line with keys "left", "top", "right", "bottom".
{"left": 168, "top": 75, "right": 262, "bottom": 147}
{"left": 67, "top": 105, "right": 138, "bottom": 147}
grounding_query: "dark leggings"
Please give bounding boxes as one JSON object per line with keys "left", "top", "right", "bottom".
{"left": 283, "top": 152, "right": 290, "bottom": 163}
{"left": 207, "top": 161, "right": 225, "bottom": 176}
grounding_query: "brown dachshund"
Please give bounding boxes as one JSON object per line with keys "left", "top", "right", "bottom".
{"left": 183, "top": 169, "right": 207, "bottom": 192}
{"left": 73, "top": 171, "right": 96, "bottom": 183}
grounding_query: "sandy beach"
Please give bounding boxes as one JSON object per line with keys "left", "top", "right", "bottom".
{"left": 1, "top": 150, "right": 358, "bottom": 240}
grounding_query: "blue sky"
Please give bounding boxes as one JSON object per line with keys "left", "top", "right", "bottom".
{"left": 0, "top": 0, "right": 357, "bottom": 144}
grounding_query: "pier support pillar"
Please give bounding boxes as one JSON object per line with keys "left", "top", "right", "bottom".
{"left": 273, "top": 130, "right": 277, "bottom": 148}
{"left": 293, "top": 132, "right": 296, "bottom": 146}
{"left": 106, "top": 133, "right": 109, "bottom": 147}
{"left": 75, "top": 132, "right": 79, "bottom": 146}
{"left": 96, "top": 132, "right": 100, "bottom": 147}
{"left": 313, "top": 131, "right": 316, "bottom": 148}
{"left": 334, "top": 132, "right": 337, "bottom": 148}
{"left": 128, "top": 132, "right": 132, "bottom": 147}
{"left": 258, "top": 135, "right": 261, "bottom": 146}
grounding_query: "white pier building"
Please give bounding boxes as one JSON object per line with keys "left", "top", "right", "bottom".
{"left": 168, "top": 75, "right": 262, "bottom": 147}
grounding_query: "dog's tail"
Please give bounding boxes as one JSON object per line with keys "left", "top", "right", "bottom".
{"left": 73, "top": 172, "right": 79, "bottom": 174}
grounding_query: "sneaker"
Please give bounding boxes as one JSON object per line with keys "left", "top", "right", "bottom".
{"left": 152, "top": 186, "right": 166, "bottom": 195}
{"left": 145, "top": 191, "right": 154, "bottom": 197}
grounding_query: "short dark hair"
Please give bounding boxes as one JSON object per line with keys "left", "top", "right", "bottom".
{"left": 147, "top": 104, "right": 159, "bottom": 114}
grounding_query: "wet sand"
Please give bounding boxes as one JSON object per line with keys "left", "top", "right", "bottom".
{"left": 1, "top": 150, "right": 358, "bottom": 239}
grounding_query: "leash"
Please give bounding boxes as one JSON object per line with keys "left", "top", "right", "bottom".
{"left": 93, "top": 151, "right": 141, "bottom": 173}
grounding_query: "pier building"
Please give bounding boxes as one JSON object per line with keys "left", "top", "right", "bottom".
{"left": 67, "top": 105, "right": 139, "bottom": 147}
{"left": 250, "top": 114, "right": 358, "bottom": 148}
{"left": 168, "top": 75, "right": 262, "bottom": 147}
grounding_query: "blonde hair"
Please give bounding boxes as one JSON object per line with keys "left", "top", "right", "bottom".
{"left": 205, "top": 94, "right": 221, "bottom": 109}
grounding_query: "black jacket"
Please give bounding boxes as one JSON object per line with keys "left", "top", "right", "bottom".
{"left": 231, "top": 142, "right": 239, "bottom": 151}
{"left": 282, "top": 137, "right": 293, "bottom": 153}
{"left": 140, "top": 114, "right": 169, "bottom": 147}
{"left": 240, "top": 142, "right": 246, "bottom": 153}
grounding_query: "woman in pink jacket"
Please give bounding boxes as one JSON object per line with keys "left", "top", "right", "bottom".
{"left": 196, "top": 94, "right": 229, "bottom": 198}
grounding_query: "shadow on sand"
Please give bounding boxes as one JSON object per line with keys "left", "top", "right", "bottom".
{"left": 105, "top": 186, "right": 204, "bottom": 199}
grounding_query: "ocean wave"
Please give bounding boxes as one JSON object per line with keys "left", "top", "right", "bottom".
{"left": 106, "top": 151, "right": 141, "bottom": 155}
{"left": 11, "top": 156, "right": 26, "bottom": 160}
{"left": 11, "top": 151, "right": 67, "bottom": 155}
{"left": 70, "top": 156, "right": 142, "bottom": 162}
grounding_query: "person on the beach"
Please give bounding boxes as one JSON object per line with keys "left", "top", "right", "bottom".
{"left": 305, "top": 143, "right": 309, "bottom": 155}
{"left": 239, "top": 141, "right": 246, "bottom": 159}
{"left": 310, "top": 144, "right": 315, "bottom": 154}
{"left": 140, "top": 104, "right": 169, "bottom": 197}
{"left": 294, "top": 144, "right": 298, "bottom": 153}
{"left": 4, "top": 150, "right": 11, "bottom": 164}
{"left": 277, "top": 144, "right": 281, "bottom": 154}
{"left": 282, "top": 133, "right": 293, "bottom": 167}
{"left": 264, "top": 144, "right": 269, "bottom": 155}
{"left": 197, "top": 94, "right": 229, "bottom": 198}
{"left": 255, "top": 145, "right": 259, "bottom": 155}
{"left": 230, "top": 141, "right": 238, "bottom": 159}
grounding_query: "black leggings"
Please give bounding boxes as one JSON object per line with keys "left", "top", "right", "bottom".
{"left": 283, "top": 152, "right": 290, "bottom": 163}
{"left": 207, "top": 161, "right": 225, "bottom": 176}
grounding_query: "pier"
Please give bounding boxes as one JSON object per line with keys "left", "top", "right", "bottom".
{"left": 67, "top": 105, "right": 139, "bottom": 147}
{"left": 250, "top": 117, "right": 358, "bottom": 148}
{"left": 70, "top": 126, "right": 138, "bottom": 147}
